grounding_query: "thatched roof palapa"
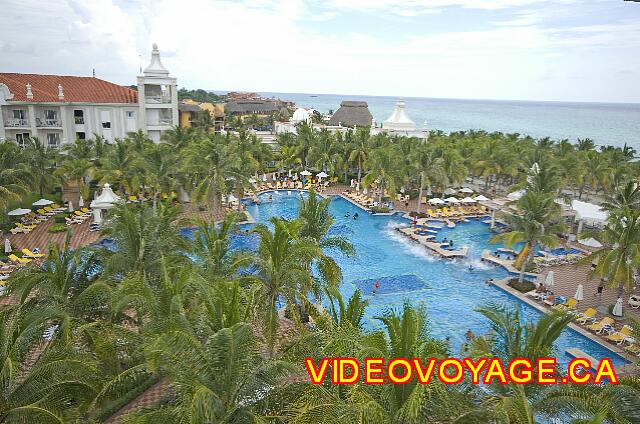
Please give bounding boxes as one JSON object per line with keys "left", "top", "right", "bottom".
{"left": 225, "top": 100, "right": 278, "bottom": 115}
{"left": 327, "top": 101, "right": 373, "bottom": 127}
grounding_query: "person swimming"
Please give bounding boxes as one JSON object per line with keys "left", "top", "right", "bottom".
{"left": 345, "top": 212, "right": 350, "bottom": 218}
{"left": 353, "top": 212, "right": 359, "bottom": 220}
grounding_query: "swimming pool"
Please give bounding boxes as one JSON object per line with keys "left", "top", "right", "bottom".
{"left": 239, "top": 190, "right": 628, "bottom": 368}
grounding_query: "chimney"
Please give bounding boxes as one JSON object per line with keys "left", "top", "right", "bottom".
{"left": 58, "top": 84, "right": 64, "bottom": 100}
{"left": 26, "top": 83, "right": 33, "bottom": 99}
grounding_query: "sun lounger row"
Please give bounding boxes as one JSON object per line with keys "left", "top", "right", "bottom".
{"left": 66, "top": 208, "right": 93, "bottom": 225}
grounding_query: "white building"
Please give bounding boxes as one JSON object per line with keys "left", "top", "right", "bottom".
{"left": 0, "top": 44, "right": 177, "bottom": 147}
{"left": 371, "top": 99, "right": 428, "bottom": 140}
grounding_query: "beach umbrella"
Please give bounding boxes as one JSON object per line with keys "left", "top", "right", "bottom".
{"left": 507, "top": 189, "right": 525, "bottom": 201}
{"left": 317, "top": 171, "right": 328, "bottom": 178}
{"left": 444, "top": 188, "right": 456, "bottom": 195}
{"left": 444, "top": 197, "right": 460, "bottom": 204}
{"left": 428, "top": 198, "right": 445, "bottom": 205}
{"left": 612, "top": 297, "right": 623, "bottom": 317}
{"left": 461, "top": 197, "right": 476, "bottom": 203}
{"left": 544, "top": 271, "right": 554, "bottom": 289}
{"left": 301, "top": 170, "right": 312, "bottom": 176}
{"left": 4, "top": 239, "right": 11, "bottom": 254}
{"left": 474, "top": 195, "right": 490, "bottom": 201}
{"left": 32, "top": 198, "right": 53, "bottom": 206}
{"left": 459, "top": 187, "right": 474, "bottom": 193}
{"left": 78, "top": 196, "right": 84, "bottom": 208}
{"left": 68, "top": 201, "right": 74, "bottom": 212}
{"left": 574, "top": 284, "right": 584, "bottom": 302}
{"left": 8, "top": 208, "right": 31, "bottom": 216}
{"left": 578, "top": 237, "right": 603, "bottom": 248}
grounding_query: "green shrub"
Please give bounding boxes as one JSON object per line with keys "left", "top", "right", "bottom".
{"left": 53, "top": 213, "right": 68, "bottom": 223}
{"left": 49, "top": 223, "right": 68, "bottom": 233}
{"left": 371, "top": 206, "right": 391, "bottom": 214}
{"left": 507, "top": 278, "right": 535, "bottom": 293}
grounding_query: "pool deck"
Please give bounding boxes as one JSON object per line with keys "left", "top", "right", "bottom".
{"left": 490, "top": 277, "right": 639, "bottom": 374}
{"left": 396, "top": 226, "right": 469, "bottom": 258}
{"left": 481, "top": 250, "right": 538, "bottom": 277}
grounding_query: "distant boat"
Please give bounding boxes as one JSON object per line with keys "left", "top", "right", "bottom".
{"left": 310, "top": 95, "right": 318, "bottom": 97}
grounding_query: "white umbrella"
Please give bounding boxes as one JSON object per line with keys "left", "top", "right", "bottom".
{"left": 4, "top": 238, "right": 11, "bottom": 254}
{"left": 474, "top": 195, "right": 490, "bottom": 201}
{"left": 544, "top": 271, "right": 554, "bottom": 289}
{"left": 459, "top": 187, "right": 474, "bottom": 194}
{"left": 428, "top": 198, "right": 445, "bottom": 205}
{"left": 578, "top": 237, "right": 603, "bottom": 248}
{"left": 68, "top": 201, "right": 74, "bottom": 212}
{"left": 574, "top": 284, "right": 584, "bottom": 301}
{"left": 78, "top": 196, "right": 84, "bottom": 208}
{"left": 8, "top": 208, "right": 31, "bottom": 216}
{"left": 612, "top": 297, "right": 623, "bottom": 317}
{"left": 444, "top": 197, "right": 460, "bottom": 204}
{"left": 444, "top": 188, "right": 457, "bottom": 195}
{"left": 300, "top": 170, "right": 312, "bottom": 176}
{"left": 507, "top": 189, "right": 526, "bottom": 201}
{"left": 317, "top": 171, "right": 328, "bottom": 178}
{"left": 461, "top": 197, "right": 476, "bottom": 203}
{"left": 32, "top": 198, "right": 53, "bottom": 206}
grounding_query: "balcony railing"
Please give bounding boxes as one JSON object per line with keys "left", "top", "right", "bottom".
{"left": 74, "top": 117, "right": 84, "bottom": 124}
{"left": 36, "top": 118, "right": 61, "bottom": 127}
{"left": 145, "top": 95, "right": 172, "bottom": 104}
{"left": 4, "top": 118, "right": 28, "bottom": 127}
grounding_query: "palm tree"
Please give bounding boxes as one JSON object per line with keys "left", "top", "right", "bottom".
{"left": 125, "top": 323, "right": 293, "bottom": 423}
{"left": 190, "top": 214, "right": 252, "bottom": 281}
{"left": 413, "top": 146, "right": 446, "bottom": 214}
{"left": 54, "top": 157, "right": 94, "bottom": 199}
{"left": 363, "top": 144, "right": 401, "bottom": 203}
{"left": 347, "top": 126, "right": 370, "bottom": 185}
{"left": 0, "top": 141, "right": 30, "bottom": 212}
{"left": 600, "top": 180, "right": 640, "bottom": 213}
{"left": 95, "top": 138, "right": 138, "bottom": 194}
{"left": 140, "top": 143, "right": 179, "bottom": 210}
{"left": 161, "top": 125, "right": 198, "bottom": 148}
{"left": 584, "top": 208, "right": 640, "bottom": 298}
{"left": 0, "top": 304, "right": 97, "bottom": 423}
{"left": 491, "top": 191, "right": 565, "bottom": 283}
{"left": 100, "top": 202, "right": 190, "bottom": 280}
{"left": 23, "top": 137, "right": 56, "bottom": 197}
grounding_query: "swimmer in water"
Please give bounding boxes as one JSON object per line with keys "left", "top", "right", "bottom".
{"left": 345, "top": 212, "right": 350, "bottom": 218}
{"left": 353, "top": 212, "right": 359, "bottom": 220}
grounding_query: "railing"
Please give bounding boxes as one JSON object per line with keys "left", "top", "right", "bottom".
{"left": 74, "top": 117, "right": 84, "bottom": 124}
{"left": 36, "top": 118, "right": 61, "bottom": 127}
{"left": 4, "top": 118, "right": 28, "bottom": 127}
{"left": 145, "top": 95, "right": 172, "bottom": 104}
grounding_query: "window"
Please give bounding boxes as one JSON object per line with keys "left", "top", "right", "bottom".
{"left": 76, "top": 132, "right": 86, "bottom": 140}
{"left": 44, "top": 109, "right": 58, "bottom": 126}
{"left": 15, "top": 133, "right": 30, "bottom": 148}
{"left": 126, "top": 111, "right": 135, "bottom": 118}
{"left": 74, "top": 109, "right": 84, "bottom": 124}
{"left": 101, "top": 110, "right": 111, "bottom": 129}
{"left": 12, "top": 109, "right": 25, "bottom": 119}
{"left": 46, "top": 133, "right": 60, "bottom": 149}
{"left": 11, "top": 109, "right": 27, "bottom": 126}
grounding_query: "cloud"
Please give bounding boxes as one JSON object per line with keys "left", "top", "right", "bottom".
{"left": 0, "top": 0, "right": 638, "bottom": 102}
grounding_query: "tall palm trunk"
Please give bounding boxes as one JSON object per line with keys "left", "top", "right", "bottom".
{"left": 417, "top": 171, "right": 425, "bottom": 214}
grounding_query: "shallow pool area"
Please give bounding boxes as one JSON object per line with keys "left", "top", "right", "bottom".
{"left": 240, "top": 190, "right": 628, "bottom": 368}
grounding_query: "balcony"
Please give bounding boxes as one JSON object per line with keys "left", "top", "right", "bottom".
{"left": 36, "top": 118, "right": 61, "bottom": 128}
{"left": 145, "top": 95, "right": 172, "bottom": 104}
{"left": 4, "top": 118, "right": 29, "bottom": 127}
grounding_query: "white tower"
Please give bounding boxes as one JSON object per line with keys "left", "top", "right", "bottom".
{"left": 137, "top": 43, "right": 178, "bottom": 142}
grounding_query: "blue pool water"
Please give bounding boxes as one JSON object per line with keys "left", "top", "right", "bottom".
{"left": 237, "top": 190, "right": 628, "bottom": 368}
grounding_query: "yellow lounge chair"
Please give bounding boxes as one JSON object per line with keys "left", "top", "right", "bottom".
{"left": 8, "top": 254, "right": 31, "bottom": 265}
{"left": 21, "top": 248, "right": 44, "bottom": 258}
{"left": 128, "top": 195, "right": 139, "bottom": 203}
{"left": 554, "top": 298, "right": 578, "bottom": 311}
{"left": 81, "top": 207, "right": 91, "bottom": 214}
{"left": 606, "top": 325, "right": 635, "bottom": 345}
{"left": 74, "top": 211, "right": 88, "bottom": 218}
{"left": 624, "top": 344, "right": 640, "bottom": 356}
{"left": 16, "top": 223, "right": 36, "bottom": 230}
{"left": 587, "top": 317, "right": 615, "bottom": 334}
{"left": 576, "top": 307, "right": 597, "bottom": 324}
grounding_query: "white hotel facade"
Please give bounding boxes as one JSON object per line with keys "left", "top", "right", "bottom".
{"left": 0, "top": 44, "right": 177, "bottom": 147}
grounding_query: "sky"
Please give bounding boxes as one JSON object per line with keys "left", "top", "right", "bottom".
{"left": 0, "top": 0, "right": 639, "bottom": 103}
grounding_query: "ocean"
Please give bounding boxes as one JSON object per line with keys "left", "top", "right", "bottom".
{"left": 252, "top": 92, "right": 640, "bottom": 151}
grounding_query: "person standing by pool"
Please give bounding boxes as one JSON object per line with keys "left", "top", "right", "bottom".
{"left": 373, "top": 280, "right": 380, "bottom": 295}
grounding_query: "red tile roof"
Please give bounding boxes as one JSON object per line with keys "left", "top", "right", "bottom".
{"left": 0, "top": 73, "right": 138, "bottom": 104}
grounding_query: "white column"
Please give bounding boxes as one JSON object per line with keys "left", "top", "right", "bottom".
{"left": 27, "top": 104, "right": 37, "bottom": 137}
